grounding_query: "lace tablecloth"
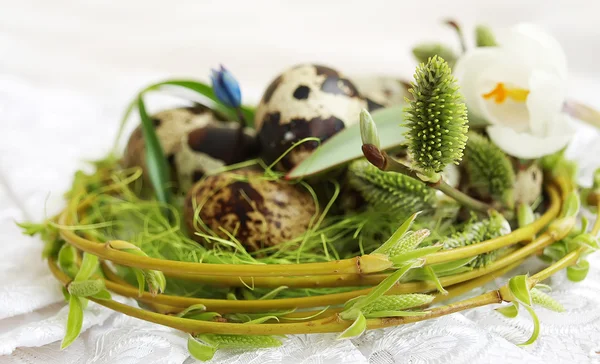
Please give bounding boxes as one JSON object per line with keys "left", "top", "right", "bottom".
{"left": 1, "top": 1, "right": 600, "bottom": 362}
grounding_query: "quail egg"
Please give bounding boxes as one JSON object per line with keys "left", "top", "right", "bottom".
{"left": 254, "top": 64, "right": 368, "bottom": 171}
{"left": 183, "top": 169, "right": 317, "bottom": 251}
{"left": 513, "top": 163, "right": 543, "bottom": 206}
{"left": 123, "top": 105, "right": 259, "bottom": 192}
{"left": 349, "top": 75, "right": 411, "bottom": 111}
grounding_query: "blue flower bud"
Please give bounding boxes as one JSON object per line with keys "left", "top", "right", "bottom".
{"left": 210, "top": 65, "right": 242, "bottom": 108}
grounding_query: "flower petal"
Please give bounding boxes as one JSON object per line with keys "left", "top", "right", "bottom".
{"left": 486, "top": 124, "right": 573, "bottom": 159}
{"left": 498, "top": 23, "right": 567, "bottom": 80}
{"left": 527, "top": 70, "right": 566, "bottom": 137}
{"left": 453, "top": 48, "right": 500, "bottom": 121}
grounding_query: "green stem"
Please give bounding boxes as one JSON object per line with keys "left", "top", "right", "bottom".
{"left": 363, "top": 146, "right": 492, "bottom": 213}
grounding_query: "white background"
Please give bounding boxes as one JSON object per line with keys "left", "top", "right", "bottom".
{"left": 1, "top": 1, "right": 600, "bottom": 363}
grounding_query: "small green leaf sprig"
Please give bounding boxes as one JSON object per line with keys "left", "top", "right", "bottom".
{"left": 496, "top": 276, "right": 564, "bottom": 346}
{"left": 359, "top": 57, "right": 492, "bottom": 214}
{"left": 347, "top": 159, "right": 436, "bottom": 215}
{"left": 464, "top": 132, "right": 516, "bottom": 208}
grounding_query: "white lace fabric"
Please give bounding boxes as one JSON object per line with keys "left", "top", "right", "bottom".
{"left": 1, "top": 54, "right": 600, "bottom": 364}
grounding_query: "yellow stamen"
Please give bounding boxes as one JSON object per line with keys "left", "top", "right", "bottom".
{"left": 482, "top": 83, "right": 530, "bottom": 104}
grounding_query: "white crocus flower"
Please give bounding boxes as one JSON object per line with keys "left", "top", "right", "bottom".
{"left": 454, "top": 23, "right": 575, "bottom": 159}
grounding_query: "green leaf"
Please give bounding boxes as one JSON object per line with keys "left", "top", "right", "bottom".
{"left": 133, "top": 269, "right": 146, "bottom": 296}
{"left": 567, "top": 259, "right": 589, "bottom": 282}
{"left": 372, "top": 212, "right": 421, "bottom": 255}
{"left": 286, "top": 106, "right": 407, "bottom": 179}
{"left": 186, "top": 312, "right": 222, "bottom": 321}
{"left": 337, "top": 312, "right": 367, "bottom": 340}
{"left": 57, "top": 244, "right": 78, "bottom": 279}
{"left": 561, "top": 191, "right": 580, "bottom": 218}
{"left": 61, "top": 296, "right": 84, "bottom": 349}
{"left": 347, "top": 261, "right": 418, "bottom": 312}
{"left": 424, "top": 266, "right": 448, "bottom": 295}
{"left": 508, "top": 275, "right": 532, "bottom": 306}
{"left": 62, "top": 287, "right": 71, "bottom": 302}
{"left": 74, "top": 253, "right": 99, "bottom": 282}
{"left": 137, "top": 95, "right": 171, "bottom": 205}
{"left": 496, "top": 302, "right": 519, "bottom": 318}
{"left": 365, "top": 310, "right": 428, "bottom": 318}
{"left": 242, "top": 315, "right": 280, "bottom": 324}
{"left": 175, "top": 303, "right": 207, "bottom": 318}
{"left": 187, "top": 335, "right": 217, "bottom": 362}
{"left": 91, "top": 289, "right": 112, "bottom": 300}
{"left": 258, "top": 286, "right": 289, "bottom": 300}
{"left": 389, "top": 245, "right": 442, "bottom": 266}
{"left": 518, "top": 305, "right": 540, "bottom": 346}
{"left": 517, "top": 203, "right": 535, "bottom": 228}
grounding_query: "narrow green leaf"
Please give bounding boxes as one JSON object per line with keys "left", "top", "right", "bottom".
{"left": 91, "top": 289, "right": 112, "bottom": 300}
{"left": 242, "top": 315, "right": 280, "bottom": 324}
{"left": 62, "top": 287, "right": 71, "bottom": 302}
{"left": 517, "top": 203, "right": 535, "bottom": 228}
{"left": 372, "top": 212, "right": 421, "bottom": 255}
{"left": 58, "top": 244, "right": 78, "bottom": 279}
{"left": 133, "top": 269, "right": 145, "bottom": 296}
{"left": 349, "top": 261, "right": 418, "bottom": 312}
{"left": 508, "top": 275, "right": 532, "bottom": 306}
{"left": 337, "top": 312, "right": 367, "bottom": 340}
{"left": 186, "top": 312, "right": 222, "bottom": 321}
{"left": 424, "top": 266, "right": 448, "bottom": 295}
{"left": 74, "top": 253, "right": 99, "bottom": 282}
{"left": 258, "top": 286, "right": 289, "bottom": 300}
{"left": 286, "top": 105, "right": 407, "bottom": 179}
{"left": 561, "top": 191, "right": 580, "bottom": 218}
{"left": 137, "top": 95, "right": 171, "bottom": 205}
{"left": 496, "top": 303, "right": 519, "bottom": 318}
{"left": 390, "top": 245, "right": 442, "bottom": 266}
{"left": 175, "top": 304, "right": 207, "bottom": 318}
{"left": 280, "top": 306, "right": 330, "bottom": 321}
{"left": 61, "top": 296, "right": 84, "bottom": 349}
{"left": 580, "top": 216, "right": 590, "bottom": 235}
{"left": 365, "top": 310, "right": 428, "bottom": 318}
{"left": 567, "top": 259, "right": 590, "bottom": 282}
{"left": 187, "top": 335, "right": 217, "bottom": 362}
{"left": 518, "top": 305, "right": 540, "bottom": 346}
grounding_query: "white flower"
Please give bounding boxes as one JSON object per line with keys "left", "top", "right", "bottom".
{"left": 454, "top": 23, "right": 575, "bottom": 159}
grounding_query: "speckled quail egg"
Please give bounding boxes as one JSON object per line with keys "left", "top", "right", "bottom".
{"left": 183, "top": 169, "right": 317, "bottom": 251}
{"left": 254, "top": 64, "right": 368, "bottom": 171}
{"left": 123, "top": 105, "right": 259, "bottom": 192}
{"left": 349, "top": 75, "right": 411, "bottom": 111}
{"left": 513, "top": 163, "right": 543, "bottom": 206}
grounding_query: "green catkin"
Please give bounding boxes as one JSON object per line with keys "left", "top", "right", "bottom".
{"left": 196, "top": 334, "right": 283, "bottom": 349}
{"left": 412, "top": 43, "right": 458, "bottom": 68}
{"left": 442, "top": 212, "right": 510, "bottom": 267}
{"left": 67, "top": 279, "right": 105, "bottom": 297}
{"left": 384, "top": 229, "right": 431, "bottom": 257}
{"left": 530, "top": 288, "right": 565, "bottom": 312}
{"left": 348, "top": 159, "right": 435, "bottom": 214}
{"left": 362, "top": 294, "right": 434, "bottom": 315}
{"left": 404, "top": 55, "right": 469, "bottom": 174}
{"left": 464, "top": 132, "right": 515, "bottom": 207}
{"left": 475, "top": 25, "right": 497, "bottom": 47}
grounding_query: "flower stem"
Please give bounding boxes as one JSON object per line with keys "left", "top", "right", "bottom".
{"left": 363, "top": 145, "right": 493, "bottom": 213}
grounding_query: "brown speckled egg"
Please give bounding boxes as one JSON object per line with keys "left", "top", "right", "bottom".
{"left": 184, "top": 169, "right": 316, "bottom": 251}
{"left": 254, "top": 64, "right": 368, "bottom": 171}
{"left": 349, "top": 76, "right": 411, "bottom": 111}
{"left": 123, "top": 105, "right": 259, "bottom": 192}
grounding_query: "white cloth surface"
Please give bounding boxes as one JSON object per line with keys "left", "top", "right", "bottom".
{"left": 1, "top": 1, "right": 600, "bottom": 363}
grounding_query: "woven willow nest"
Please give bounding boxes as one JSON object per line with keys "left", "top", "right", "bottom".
{"left": 46, "top": 170, "right": 581, "bottom": 336}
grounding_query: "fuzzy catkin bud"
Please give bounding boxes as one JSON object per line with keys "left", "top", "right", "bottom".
{"left": 196, "top": 334, "right": 282, "bottom": 349}
{"left": 362, "top": 294, "right": 434, "bottom": 315}
{"left": 348, "top": 159, "right": 435, "bottom": 214}
{"left": 404, "top": 55, "right": 468, "bottom": 174}
{"left": 475, "top": 25, "right": 497, "bottom": 47}
{"left": 530, "top": 288, "right": 565, "bottom": 312}
{"left": 464, "top": 132, "right": 515, "bottom": 207}
{"left": 385, "top": 229, "right": 431, "bottom": 257}
{"left": 67, "top": 279, "right": 105, "bottom": 297}
{"left": 412, "top": 43, "right": 457, "bottom": 69}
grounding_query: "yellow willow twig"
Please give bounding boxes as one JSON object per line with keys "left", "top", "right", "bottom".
{"left": 48, "top": 258, "right": 503, "bottom": 335}
{"left": 93, "top": 225, "right": 568, "bottom": 313}
{"left": 57, "top": 184, "right": 562, "bottom": 280}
